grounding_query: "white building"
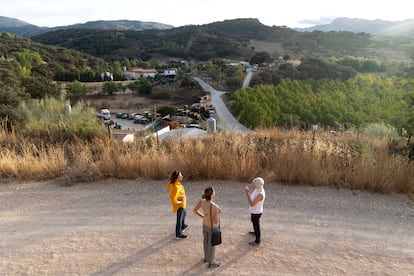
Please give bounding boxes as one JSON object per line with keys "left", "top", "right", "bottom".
{"left": 122, "top": 68, "right": 157, "bottom": 80}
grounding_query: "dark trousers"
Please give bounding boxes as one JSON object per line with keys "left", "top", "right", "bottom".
{"left": 251, "top": 213, "right": 262, "bottom": 243}
{"left": 176, "top": 207, "right": 187, "bottom": 237}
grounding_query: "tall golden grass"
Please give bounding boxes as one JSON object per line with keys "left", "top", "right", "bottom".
{"left": 0, "top": 127, "right": 413, "bottom": 195}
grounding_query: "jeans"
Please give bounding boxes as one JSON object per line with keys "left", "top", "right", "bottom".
{"left": 251, "top": 213, "right": 262, "bottom": 243}
{"left": 176, "top": 207, "right": 187, "bottom": 237}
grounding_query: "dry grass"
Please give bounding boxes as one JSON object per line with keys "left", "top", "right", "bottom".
{"left": 0, "top": 127, "right": 413, "bottom": 195}
{"left": 0, "top": 141, "right": 67, "bottom": 180}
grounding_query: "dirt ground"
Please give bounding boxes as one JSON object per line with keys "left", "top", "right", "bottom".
{"left": 1, "top": 179, "right": 413, "bottom": 275}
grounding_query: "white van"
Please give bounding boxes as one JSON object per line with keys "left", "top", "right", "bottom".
{"left": 100, "top": 109, "right": 111, "bottom": 120}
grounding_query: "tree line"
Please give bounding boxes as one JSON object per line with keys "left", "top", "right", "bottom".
{"left": 230, "top": 75, "right": 414, "bottom": 137}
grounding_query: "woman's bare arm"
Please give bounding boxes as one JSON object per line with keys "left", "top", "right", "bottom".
{"left": 193, "top": 200, "right": 203, "bottom": 218}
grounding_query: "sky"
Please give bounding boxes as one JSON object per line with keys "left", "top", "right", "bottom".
{"left": 1, "top": 0, "right": 413, "bottom": 28}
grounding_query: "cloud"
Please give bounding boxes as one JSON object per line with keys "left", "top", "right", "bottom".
{"left": 298, "top": 16, "right": 336, "bottom": 27}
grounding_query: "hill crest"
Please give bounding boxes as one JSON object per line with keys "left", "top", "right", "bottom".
{"left": 296, "top": 17, "right": 414, "bottom": 36}
{"left": 0, "top": 16, "right": 173, "bottom": 37}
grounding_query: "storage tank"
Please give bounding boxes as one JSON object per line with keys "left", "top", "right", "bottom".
{"left": 63, "top": 104, "right": 71, "bottom": 115}
{"left": 206, "top": 117, "right": 216, "bottom": 133}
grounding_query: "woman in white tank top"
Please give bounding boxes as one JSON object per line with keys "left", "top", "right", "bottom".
{"left": 244, "top": 177, "right": 265, "bottom": 246}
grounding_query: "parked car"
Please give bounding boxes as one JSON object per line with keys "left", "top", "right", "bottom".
{"left": 139, "top": 118, "right": 151, "bottom": 124}
{"left": 120, "top": 113, "right": 128, "bottom": 119}
{"left": 187, "top": 123, "right": 203, "bottom": 129}
{"left": 133, "top": 114, "right": 143, "bottom": 123}
{"left": 128, "top": 113, "right": 137, "bottom": 120}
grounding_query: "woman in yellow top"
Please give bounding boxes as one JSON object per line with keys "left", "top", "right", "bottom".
{"left": 193, "top": 187, "right": 221, "bottom": 268}
{"left": 167, "top": 170, "right": 188, "bottom": 239}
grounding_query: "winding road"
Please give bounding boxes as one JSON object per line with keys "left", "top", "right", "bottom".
{"left": 194, "top": 71, "right": 251, "bottom": 134}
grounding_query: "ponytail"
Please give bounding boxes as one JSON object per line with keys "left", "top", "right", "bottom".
{"left": 203, "top": 187, "right": 214, "bottom": 201}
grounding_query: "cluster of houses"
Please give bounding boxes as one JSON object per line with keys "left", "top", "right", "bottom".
{"left": 120, "top": 60, "right": 257, "bottom": 81}
{"left": 121, "top": 67, "right": 178, "bottom": 80}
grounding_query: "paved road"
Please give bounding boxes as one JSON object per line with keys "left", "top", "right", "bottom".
{"left": 193, "top": 77, "right": 250, "bottom": 134}
{"left": 111, "top": 71, "right": 253, "bottom": 134}
{"left": 242, "top": 67, "right": 253, "bottom": 88}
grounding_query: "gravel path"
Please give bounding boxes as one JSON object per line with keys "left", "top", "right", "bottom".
{"left": 1, "top": 179, "right": 413, "bottom": 275}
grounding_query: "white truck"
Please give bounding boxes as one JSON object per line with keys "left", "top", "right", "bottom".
{"left": 99, "top": 108, "right": 111, "bottom": 120}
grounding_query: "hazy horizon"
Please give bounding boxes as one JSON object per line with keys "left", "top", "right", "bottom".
{"left": 0, "top": 0, "right": 412, "bottom": 29}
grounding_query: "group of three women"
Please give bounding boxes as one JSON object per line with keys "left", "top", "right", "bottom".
{"left": 167, "top": 170, "right": 266, "bottom": 269}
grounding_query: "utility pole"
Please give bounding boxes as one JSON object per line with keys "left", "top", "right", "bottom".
{"left": 154, "top": 105, "right": 159, "bottom": 146}
{"left": 311, "top": 124, "right": 318, "bottom": 151}
{"left": 219, "top": 67, "right": 221, "bottom": 85}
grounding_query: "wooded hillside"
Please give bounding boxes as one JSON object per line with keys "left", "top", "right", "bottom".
{"left": 30, "top": 19, "right": 414, "bottom": 63}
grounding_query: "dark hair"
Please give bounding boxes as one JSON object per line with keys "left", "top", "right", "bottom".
{"left": 169, "top": 170, "right": 180, "bottom": 184}
{"left": 202, "top": 187, "right": 214, "bottom": 201}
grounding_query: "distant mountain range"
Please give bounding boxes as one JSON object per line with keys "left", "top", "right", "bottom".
{"left": 1, "top": 15, "right": 414, "bottom": 38}
{"left": 0, "top": 16, "right": 173, "bottom": 37}
{"left": 296, "top": 17, "right": 414, "bottom": 36}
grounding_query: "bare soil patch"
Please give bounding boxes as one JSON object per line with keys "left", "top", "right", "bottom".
{"left": 69, "top": 82, "right": 205, "bottom": 114}
{"left": 1, "top": 179, "right": 413, "bottom": 275}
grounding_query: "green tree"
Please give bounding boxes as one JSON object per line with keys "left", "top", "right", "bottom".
{"left": 110, "top": 61, "right": 123, "bottom": 76}
{"left": 102, "top": 81, "right": 118, "bottom": 95}
{"left": 66, "top": 81, "right": 88, "bottom": 95}
{"left": 180, "top": 74, "right": 198, "bottom": 88}
{"left": 122, "top": 58, "right": 132, "bottom": 70}
{"left": 225, "top": 77, "right": 243, "bottom": 91}
{"left": 0, "top": 87, "right": 27, "bottom": 130}
{"left": 21, "top": 73, "right": 60, "bottom": 99}
{"left": 230, "top": 75, "right": 414, "bottom": 130}
{"left": 157, "top": 106, "right": 178, "bottom": 117}
{"left": 14, "top": 49, "right": 42, "bottom": 77}
{"left": 0, "top": 60, "right": 27, "bottom": 129}
{"left": 137, "top": 77, "right": 152, "bottom": 95}
{"left": 250, "top": 51, "right": 272, "bottom": 65}
{"left": 282, "top": 54, "right": 290, "bottom": 61}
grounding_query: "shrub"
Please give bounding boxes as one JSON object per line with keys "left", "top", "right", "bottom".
{"left": 153, "top": 92, "right": 171, "bottom": 100}
{"left": 18, "top": 96, "right": 106, "bottom": 144}
{"left": 363, "top": 123, "right": 401, "bottom": 140}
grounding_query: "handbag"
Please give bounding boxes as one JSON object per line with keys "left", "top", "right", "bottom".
{"left": 210, "top": 203, "right": 222, "bottom": 246}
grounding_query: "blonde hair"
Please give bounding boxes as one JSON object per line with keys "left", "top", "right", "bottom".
{"left": 252, "top": 177, "right": 264, "bottom": 187}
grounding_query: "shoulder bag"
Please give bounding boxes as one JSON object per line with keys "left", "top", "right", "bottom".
{"left": 210, "top": 203, "right": 222, "bottom": 246}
